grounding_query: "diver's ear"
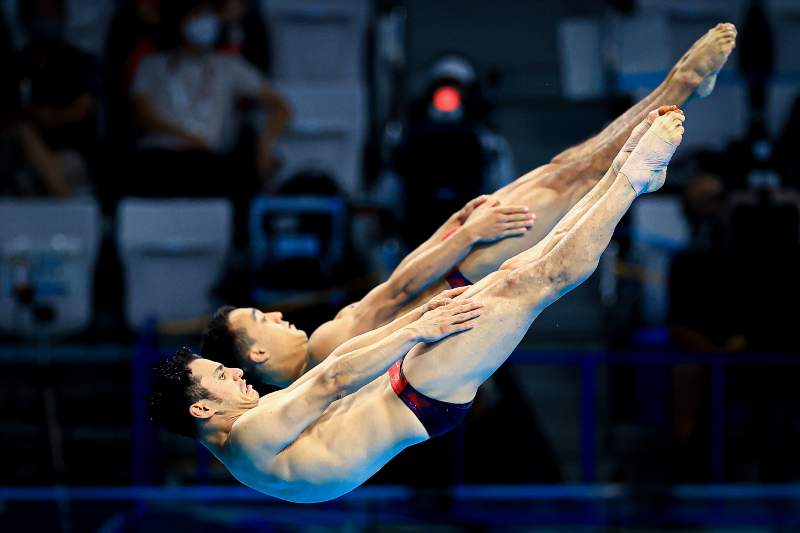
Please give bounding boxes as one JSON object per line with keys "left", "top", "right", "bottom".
{"left": 189, "top": 400, "right": 216, "bottom": 420}
{"left": 248, "top": 348, "right": 269, "bottom": 364}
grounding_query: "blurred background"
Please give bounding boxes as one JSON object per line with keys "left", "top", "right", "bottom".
{"left": 1, "top": 0, "right": 799, "bottom": 531}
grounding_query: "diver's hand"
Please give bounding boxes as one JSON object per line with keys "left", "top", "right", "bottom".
{"left": 418, "top": 286, "right": 470, "bottom": 315}
{"left": 409, "top": 297, "right": 482, "bottom": 343}
{"left": 462, "top": 199, "right": 535, "bottom": 244}
{"left": 454, "top": 195, "right": 492, "bottom": 225}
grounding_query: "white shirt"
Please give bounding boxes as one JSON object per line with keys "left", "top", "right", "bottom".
{"left": 132, "top": 51, "right": 265, "bottom": 152}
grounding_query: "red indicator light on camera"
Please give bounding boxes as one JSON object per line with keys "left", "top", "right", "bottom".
{"left": 433, "top": 86, "right": 461, "bottom": 113}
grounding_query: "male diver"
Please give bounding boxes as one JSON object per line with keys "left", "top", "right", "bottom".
{"left": 151, "top": 107, "right": 686, "bottom": 502}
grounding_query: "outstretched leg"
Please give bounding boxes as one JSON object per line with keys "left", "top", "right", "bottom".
{"left": 501, "top": 105, "right": 682, "bottom": 270}
{"left": 402, "top": 111, "right": 685, "bottom": 404}
{"left": 457, "top": 103, "right": 677, "bottom": 281}
{"left": 454, "top": 24, "right": 735, "bottom": 282}
{"left": 550, "top": 23, "right": 735, "bottom": 165}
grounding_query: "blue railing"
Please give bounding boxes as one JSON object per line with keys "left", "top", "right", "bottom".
{"left": 2, "top": 483, "right": 800, "bottom": 528}
{"left": 3, "top": 483, "right": 800, "bottom": 502}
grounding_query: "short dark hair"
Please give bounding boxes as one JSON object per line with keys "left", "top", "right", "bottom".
{"left": 148, "top": 347, "right": 217, "bottom": 438}
{"left": 200, "top": 306, "right": 254, "bottom": 371}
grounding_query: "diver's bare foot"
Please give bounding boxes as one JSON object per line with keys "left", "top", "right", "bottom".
{"left": 611, "top": 105, "right": 681, "bottom": 174}
{"left": 649, "top": 104, "right": 681, "bottom": 123}
{"left": 673, "top": 23, "right": 737, "bottom": 98}
{"left": 620, "top": 110, "right": 685, "bottom": 195}
{"left": 650, "top": 109, "right": 685, "bottom": 147}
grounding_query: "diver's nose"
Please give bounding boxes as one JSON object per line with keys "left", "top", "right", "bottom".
{"left": 232, "top": 368, "right": 244, "bottom": 380}
{"left": 267, "top": 311, "right": 283, "bottom": 322}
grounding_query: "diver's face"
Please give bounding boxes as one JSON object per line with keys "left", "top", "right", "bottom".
{"left": 228, "top": 308, "right": 309, "bottom": 386}
{"left": 188, "top": 357, "right": 259, "bottom": 415}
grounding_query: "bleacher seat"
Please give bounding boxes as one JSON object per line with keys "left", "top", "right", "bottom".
{"left": 272, "top": 82, "right": 366, "bottom": 196}
{"left": 261, "top": 0, "right": 368, "bottom": 82}
{"left": 768, "top": 10, "right": 800, "bottom": 138}
{"left": 557, "top": 18, "right": 604, "bottom": 100}
{"left": 0, "top": 199, "right": 100, "bottom": 336}
{"left": 117, "top": 199, "right": 232, "bottom": 330}
{"left": 616, "top": 15, "right": 672, "bottom": 83}
{"left": 631, "top": 196, "right": 690, "bottom": 250}
{"left": 769, "top": 84, "right": 798, "bottom": 138}
{"left": 64, "top": 0, "right": 116, "bottom": 56}
{"left": 261, "top": 0, "right": 367, "bottom": 197}
{"left": 630, "top": 195, "right": 690, "bottom": 324}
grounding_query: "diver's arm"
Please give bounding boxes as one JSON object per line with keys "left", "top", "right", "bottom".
{"left": 392, "top": 195, "right": 489, "bottom": 274}
{"left": 383, "top": 200, "right": 533, "bottom": 306}
{"left": 382, "top": 227, "right": 477, "bottom": 304}
{"left": 247, "top": 299, "right": 481, "bottom": 450}
{"left": 328, "top": 287, "right": 469, "bottom": 359}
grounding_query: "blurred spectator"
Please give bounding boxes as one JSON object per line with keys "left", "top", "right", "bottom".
{"left": 0, "top": 0, "right": 96, "bottom": 197}
{"left": 126, "top": 0, "right": 290, "bottom": 199}
{"left": 669, "top": 159, "right": 740, "bottom": 354}
{"left": 669, "top": 155, "right": 800, "bottom": 481}
{"left": 726, "top": 187, "right": 800, "bottom": 480}
{"left": 667, "top": 157, "right": 739, "bottom": 481}
{"left": 727, "top": 188, "right": 799, "bottom": 349}
{"left": 216, "top": 0, "right": 272, "bottom": 74}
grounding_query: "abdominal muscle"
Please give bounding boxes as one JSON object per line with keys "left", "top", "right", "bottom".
{"left": 230, "top": 375, "right": 429, "bottom": 503}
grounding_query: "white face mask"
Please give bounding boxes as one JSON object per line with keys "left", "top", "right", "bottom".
{"left": 183, "top": 14, "right": 220, "bottom": 49}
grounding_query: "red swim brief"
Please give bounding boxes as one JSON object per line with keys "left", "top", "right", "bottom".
{"left": 388, "top": 358, "right": 472, "bottom": 438}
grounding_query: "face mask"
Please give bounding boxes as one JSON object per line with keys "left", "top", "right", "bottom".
{"left": 183, "top": 14, "right": 220, "bottom": 49}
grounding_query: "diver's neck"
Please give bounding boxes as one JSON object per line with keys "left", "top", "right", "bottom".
{"left": 199, "top": 430, "right": 228, "bottom": 455}
{"left": 198, "top": 412, "right": 242, "bottom": 452}
{"left": 303, "top": 342, "right": 325, "bottom": 374}
{"left": 297, "top": 349, "right": 311, "bottom": 375}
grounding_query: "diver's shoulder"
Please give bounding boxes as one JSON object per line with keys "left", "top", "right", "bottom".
{"left": 224, "top": 423, "right": 278, "bottom": 477}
